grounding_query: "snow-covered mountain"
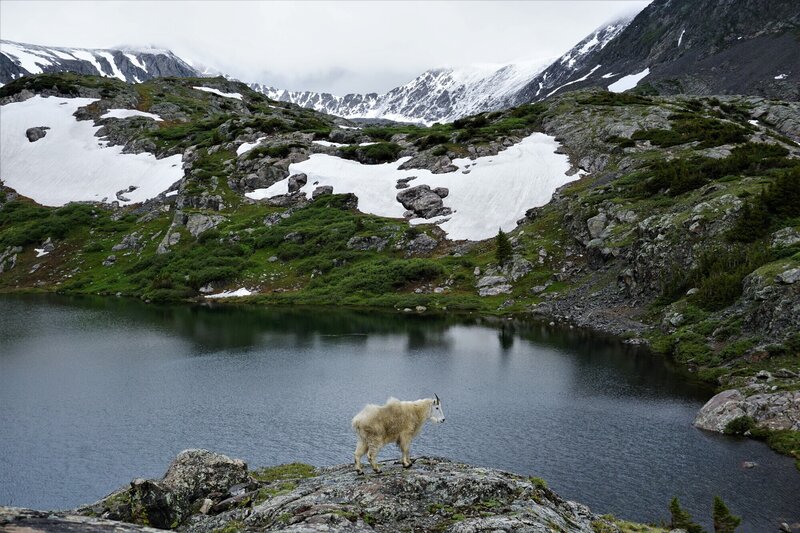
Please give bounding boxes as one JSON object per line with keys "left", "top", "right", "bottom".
{"left": 253, "top": 61, "right": 549, "bottom": 125}
{"left": 512, "top": 0, "right": 800, "bottom": 103}
{"left": 0, "top": 40, "right": 198, "bottom": 85}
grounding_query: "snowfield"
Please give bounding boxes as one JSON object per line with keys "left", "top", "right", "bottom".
{"left": 0, "top": 96, "right": 183, "bottom": 207}
{"left": 237, "top": 136, "right": 266, "bottom": 156}
{"left": 247, "top": 133, "right": 574, "bottom": 241}
{"left": 193, "top": 87, "right": 243, "bottom": 100}
{"left": 608, "top": 68, "right": 650, "bottom": 93}
{"left": 205, "top": 288, "right": 254, "bottom": 299}
{"left": 101, "top": 109, "right": 164, "bottom": 121}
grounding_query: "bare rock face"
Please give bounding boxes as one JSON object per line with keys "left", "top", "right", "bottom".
{"left": 694, "top": 389, "right": 800, "bottom": 433}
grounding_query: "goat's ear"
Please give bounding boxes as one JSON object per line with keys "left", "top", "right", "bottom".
{"left": 434, "top": 393, "right": 440, "bottom": 404}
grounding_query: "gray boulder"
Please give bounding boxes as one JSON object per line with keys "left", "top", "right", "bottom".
{"left": 77, "top": 450, "right": 249, "bottom": 530}
{"left": 112, "top": 233, "right": 142, "bottom": 252}
{"left": 397, "top": 185, "right": 452, "bottom": 219}
{"left": 405, "top": 233, "right": 438, "bottom": 255}
{"left": 694, "top": 389, "right": 800, "bottom": 433}
{"left": 25, "top": 126, "right": 50, "bottom": 142}
{"left": 185, "top": 214, "right": 226, "bottom": 238}
{"left": 312, "top": 185, "right": 333, "bottom": 198}
{"left": 347, "top": 235, "right": 389, "bottom": 252}
{"left": 287, "top": 173, "right": 307, "bottom": 193}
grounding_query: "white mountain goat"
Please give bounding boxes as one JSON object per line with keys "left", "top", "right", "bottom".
{"left": 351, "top": 395, "right": 445, "bottom": 474}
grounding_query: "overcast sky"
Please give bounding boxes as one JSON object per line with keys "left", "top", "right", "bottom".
{"left": 1, "top": 1, "right": 651, "bottom": 94}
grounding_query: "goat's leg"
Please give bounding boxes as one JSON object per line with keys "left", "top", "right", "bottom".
{"left": 367, "top": 440, "right": 382, "bottom": 473}
{"left": 398, "top": 435, "right": 413, "bottom": 468}
{"left": 354, "top": 438, "right": 368, "bottom": 475}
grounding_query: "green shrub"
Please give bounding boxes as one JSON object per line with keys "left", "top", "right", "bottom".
{"left": 578, "top": 92, "right": 652, "bottom": 106}
{"left": 632, "top": 113, "right": 747, "bottom": 149}
{"left": 339, "top": 142, "right": 402, "bottom": 164}
{"left": 723, "top": 416, "right": 756, "bottom": 436}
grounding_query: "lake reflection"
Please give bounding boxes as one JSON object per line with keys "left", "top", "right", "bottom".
{"left": 0, "top": 294, "right": 798, "bottom": 531}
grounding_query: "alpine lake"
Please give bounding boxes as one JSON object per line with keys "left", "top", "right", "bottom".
{"left": 1, "top": 293, "right": 798, "bottom": 531}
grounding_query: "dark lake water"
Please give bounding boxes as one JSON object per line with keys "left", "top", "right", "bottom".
{"left": 0, "top": 294, "right": 798, "bottom": 531}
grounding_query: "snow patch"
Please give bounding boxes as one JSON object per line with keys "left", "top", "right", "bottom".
{"left": 101, "top": 109, "right": 163, "bottom": 121}
{"left": 96, "top": 51, "right": 126, "bottom": 81}
{"left": 774, "top": 73, "right": 787, "bottom": 80}
{"left": 34, "top": 248, "right": 49, "bottom": 258}
{"left": 601, "top": 73, "right": 618, "bottom": 79}
{"left": 70, "top": 50, "right": 106, "bottom": 76}
{"left": 748, "top": 119, "right": 760, "bottom": 127}
{"left": 193, "top": 87, "right": 243, "bottom": 100}
{"left": 247, "top": 133, "right": 574, "bottom": 241}
{"left": 678, "top": 29, "right": 686, "bottom": 47}
{"left": 49, "top": 49, "right": 77, "bottom": 61}
{"left": 237, "top": 137, "right": 267, "bottom": 156}
{"left": 547, "top": 64, "right": 602, "bottom": 97}
{"left": 313, "top": 140, "right": 346, "bottom": 147}
{"left": 206, "top": 288, "right": 254, "bottom": 299}
{"left": 1, "top": 42, "right": 53, "bottom": 74}
{"left": 0, "top": 96, "right": 183, "bottom": 207}
{"left": 579, "top": 34, "right": 600, "bottom": 54}
{"left": 124, "top": 53, "right": 148, "bottom": 73}
{"left": 608, "top": 68, "right": 650, "bottom": 93}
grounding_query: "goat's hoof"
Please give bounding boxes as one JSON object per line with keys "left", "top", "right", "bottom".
{"left": 402, "top": 462, "right": 412, "bottom": 469}
{"left": 373, "top": 469, "right": 382, "bottom": 474}
{"left": 356, "top": 470, "right": 364, "bottom": 476}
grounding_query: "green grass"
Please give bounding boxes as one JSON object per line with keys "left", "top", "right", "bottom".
{"left": 250, "top": 463, "right": 317, "bottom": 482}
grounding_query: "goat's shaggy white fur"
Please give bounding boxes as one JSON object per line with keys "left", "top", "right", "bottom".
{"left": 351, "top": 396, "right": 443, "bottom": 474}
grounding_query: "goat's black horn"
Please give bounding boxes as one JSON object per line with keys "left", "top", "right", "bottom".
{"left": 434, "top": 393, "right": 440, "bottom": 403}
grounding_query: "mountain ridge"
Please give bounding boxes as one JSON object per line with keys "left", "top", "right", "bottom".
{"left": 0, "top": 39, "right": 198, "bottom": 84}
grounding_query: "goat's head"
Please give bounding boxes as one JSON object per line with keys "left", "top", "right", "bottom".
{"left": 429, "top": 394, "right": 446, "bottom": 423}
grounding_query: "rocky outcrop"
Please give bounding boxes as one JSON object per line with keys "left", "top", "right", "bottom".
{"left": 347, "top": 235, "right": 389, "bottom": 252}
{"left": 185, "top": 213, "right": 226, "bottom": 238}
{"left": 694, "top": 389, "right": 800, "bottom": 433}
{"left": 0, "top": 451, "right": 641, "bottom": 532}
{"left": 77, "top": 449, "right": 249, "bottom": 530}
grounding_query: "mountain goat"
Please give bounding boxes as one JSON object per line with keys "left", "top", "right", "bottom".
{"left": 351, "top": 395, "right": 445, "bottom": 474}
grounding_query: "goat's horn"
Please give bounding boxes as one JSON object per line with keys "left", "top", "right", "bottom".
{"left": 434, "top": 393, "right": 440, "bottom": 403}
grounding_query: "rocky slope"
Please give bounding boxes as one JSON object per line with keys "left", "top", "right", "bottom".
{"left": 513, "top": 0, "right": 800, "bottom": 103}
{"left": 0, "top": 39, "right": 198, "bottom": 85}
{"left": 0, "top": 449, "right": 665, "bottom": 532}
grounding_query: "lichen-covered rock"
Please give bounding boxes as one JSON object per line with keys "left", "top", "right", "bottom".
{"left": 77, "top": 450, "right": 249, "bottom": 529}
{"left": 694, "top": 389, "right": 800, "bottom": 433}
{"left": 208, "top": 457, "right": 615, "bottom": 533}
{"left": 12, "top": 452, "right": 656, "bottom": 533}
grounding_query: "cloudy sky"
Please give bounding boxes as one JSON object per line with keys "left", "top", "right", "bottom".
{"left": 1, "top": 1, "right": 651, "bottom": 94}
